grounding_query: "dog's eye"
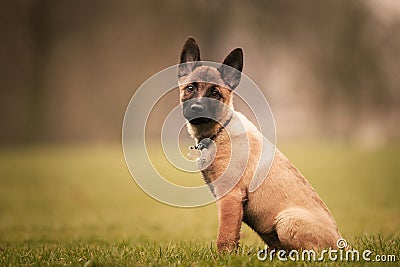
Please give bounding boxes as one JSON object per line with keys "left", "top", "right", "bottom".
{"left": 185, "top": 84, "right": 195, "bottom": 93}
{"left": 210, "top": 87, "right": 221, "bottom": 97}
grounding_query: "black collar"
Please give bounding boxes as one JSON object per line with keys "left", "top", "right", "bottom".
{"left": 192, "top": 113, "right": 233, "bottom": 150}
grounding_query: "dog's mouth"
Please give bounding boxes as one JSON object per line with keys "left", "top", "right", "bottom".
{"left": 188, "top": 117, "right": 212, "bottom": 125}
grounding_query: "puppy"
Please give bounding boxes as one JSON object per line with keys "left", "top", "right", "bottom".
{"left": 178, "top": 37, "right": 341, "bottom": 252}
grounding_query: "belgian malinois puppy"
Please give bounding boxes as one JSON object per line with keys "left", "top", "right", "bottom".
{"left": 178, "top": 37, "right": 341, "bottom": 252}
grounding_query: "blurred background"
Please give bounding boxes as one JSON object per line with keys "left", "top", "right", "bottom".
{"left": 0, "top": 0, "right": 399, "bottom": 244}
{"left": 2, "top": 0, "right": 400, "bottom": 145}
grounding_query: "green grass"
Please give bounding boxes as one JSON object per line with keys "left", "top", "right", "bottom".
{"left": 0, "top": 141, "right": 399, "bottom": 266}
{"left": 1, "top": 237, "right": 398, "bottom": 266}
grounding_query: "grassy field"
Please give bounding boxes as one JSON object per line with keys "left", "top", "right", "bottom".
{"left": 0, "top": 140, "right": 399, "bottom": 266}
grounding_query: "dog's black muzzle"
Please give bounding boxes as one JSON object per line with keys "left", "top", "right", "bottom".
{"left": 182, "top": 98, "right": 218, "bottom": 125}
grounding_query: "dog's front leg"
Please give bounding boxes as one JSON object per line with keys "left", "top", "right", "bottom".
{"left": 216, "top": 189, "right": 245, "bottom": 253}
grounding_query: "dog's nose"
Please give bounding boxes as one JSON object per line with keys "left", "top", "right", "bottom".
{"left": 190, "top": 103, "right": 203, "bottom": 113}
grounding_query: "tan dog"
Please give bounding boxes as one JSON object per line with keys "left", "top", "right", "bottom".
{"left": 178, "top": 37, "right": 341, "bottom": 252}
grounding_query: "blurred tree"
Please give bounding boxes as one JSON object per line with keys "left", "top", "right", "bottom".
{"left": 29, "top": 0, "right": 52, "bottom": 142}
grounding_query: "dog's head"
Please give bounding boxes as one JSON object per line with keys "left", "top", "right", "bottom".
{"left": 178, "top": 37, "right": 243, "bottom": 126}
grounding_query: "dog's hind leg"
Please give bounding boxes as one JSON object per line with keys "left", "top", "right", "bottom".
{"left": 274, "top": 208, "right": 340, "bottom": 250}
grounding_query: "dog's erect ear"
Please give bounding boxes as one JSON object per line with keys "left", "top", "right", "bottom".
{"left": 178, "top": 37, "right": 201, "bottom": 78}
{"left": 218, "top": 48, "right": 243, "bottom": 89}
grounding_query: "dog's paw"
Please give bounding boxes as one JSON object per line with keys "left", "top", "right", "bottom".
{"left": 217, "top": 240, "right": 238, "bottom": 253}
